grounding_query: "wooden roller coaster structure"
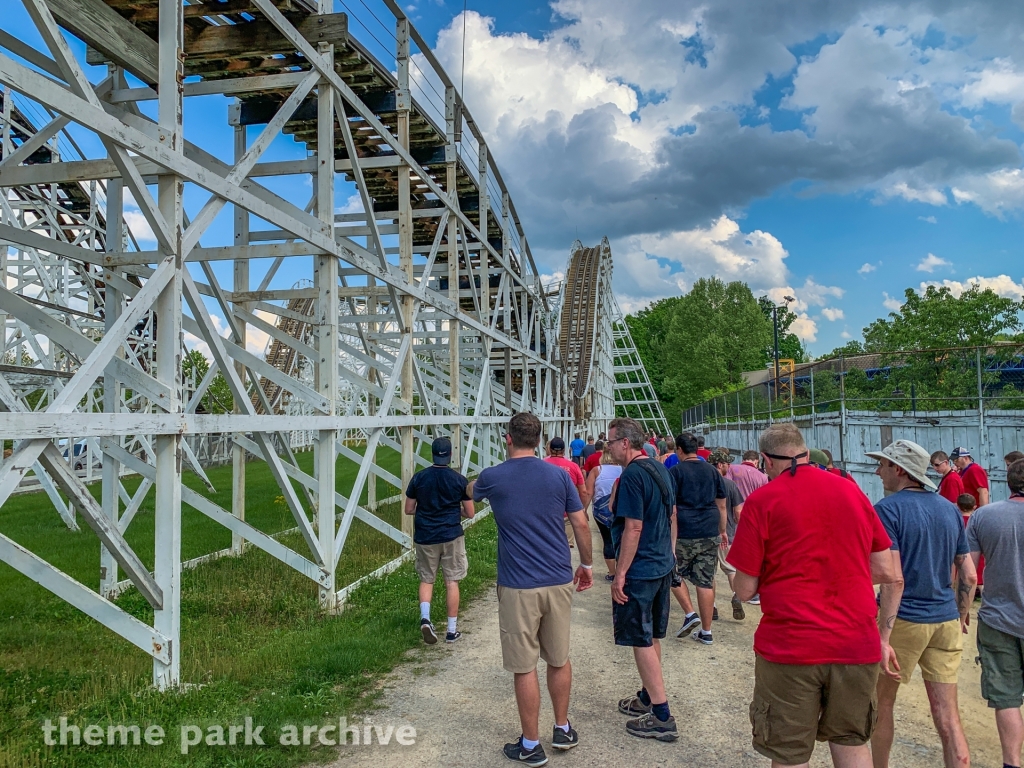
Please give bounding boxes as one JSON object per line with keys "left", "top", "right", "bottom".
{"left": 0, "top": 0, "right": 664, "bottom": 689}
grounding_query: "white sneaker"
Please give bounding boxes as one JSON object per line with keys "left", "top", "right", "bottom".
{"left": 747, "top": 594, "right": 760, "bottom": 605}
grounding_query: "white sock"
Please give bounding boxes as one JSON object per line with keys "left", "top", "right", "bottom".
{"left": 686, "top": 611, "right": 698, "bottom": 619}
{"left": 521, "top": 737, "right": 540, "bottom": 750}
{"left": 420, "top": 601, "right": 431, "bottom": 621}
{"left": 555, "top": 722, "right": 570, "bottom": 733}
{"left": 447, "top": 616, "right": 457, "bottom": 633}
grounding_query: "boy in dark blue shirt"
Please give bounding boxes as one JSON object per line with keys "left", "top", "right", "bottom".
{"left": 404, "top": 437, "right": 474, "bottom": 644}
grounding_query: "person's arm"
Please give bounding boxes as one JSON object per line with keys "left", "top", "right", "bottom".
{"left": 576, "top": 482, "right": 591, "bottom": 510}
{"left": 461, "top": 499, "right": 475, "bottom": 519}
{"left": 978, "top": 487, "right": 990, "bottom": 507}
{"left": 404, "top": 497, "right": 417, "bottom": 516}
{"left": 877, "top": 549, "right": 904, "bottom": 680}
{"left": 716, "top": 497, "right": 728, "bottom": 547}
{"left": 611, "top": 519, "right": 642, "bottom": 605}
{"left": 734, "top": 501, "right": 744, "bottom": 522}
{"left": 466, "top": 479, "right": 477, "bottom": 498}
{"left": 585, "top": 466, "right": 598, "bottom": 502}
{"left": 871, "top": 549, "right": 897, "bottom": 584}
{"left": 954, "top": 553, "right": 977, "bottom": 632}
{"left": 567, "top": 509, "right": 594, "bottom": 592}
{"left": 733, "top": 570, "right": 759, "bottom": 602}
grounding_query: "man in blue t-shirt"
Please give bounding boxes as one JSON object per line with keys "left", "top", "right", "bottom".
{"left": 569, "top": 433, "right": 586, "bottom": 467}
{"left": 867, "top": 440, "right": 977, "bottom": 768}
{"left": 608, "top": 417, "right": 679, "bottom": 743}
{"left": 404, "top": 437, "right": 475, "bottom": 645}
{"left": 668, "top": 432, "right": 727, "bottom": 645}
{"left": 470, "top": 412, "right": 592, "bottom": 766}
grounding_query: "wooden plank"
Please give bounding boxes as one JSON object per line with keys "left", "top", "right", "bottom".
{"left": 45, "top": 0, "right": 160, "bottom": 85}
{"left": 186, "top": 14, "right": 348, "bottom": 63}
{"left": 50, "top": 0, "right": 345, "bottom": 87}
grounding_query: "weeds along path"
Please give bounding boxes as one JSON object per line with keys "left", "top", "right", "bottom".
{"left": 330, "top": 520, "right": 1004, "bottom": 768}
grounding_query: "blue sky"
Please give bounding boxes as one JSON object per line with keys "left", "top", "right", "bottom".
{"left": 7, "top": 0, "right": 1024, "bottom": 358}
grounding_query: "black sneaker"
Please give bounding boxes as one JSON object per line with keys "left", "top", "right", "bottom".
{"left": 420, "top": 619, "right": 437, "bottom": 645}
{"left": 618, "top": 693, "right": 652, "bottom": 716}
{"left": 503, "top": 737, "right": 548, "bottom": 766}
{"left": 676, "top": 613, "right": 701, "bottom": 638}
{"left": 712, "top": 605, "right": 719, "bottom": 621}
{"left": 626, "top": 712, "right": 678, "bottom": 742}
{"left": 551, "top": 722, "right": 579, "bottom": 750}
{"left": 445, "top": 630, "right": 462, "bottom": 643}
{"left": 731, "top": 594, "right": 745, "bottom": 620}
{"left": 693, "top": 629, "right": 713, "bottom": 645}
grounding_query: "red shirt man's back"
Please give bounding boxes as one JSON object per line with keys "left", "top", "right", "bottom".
{"left": 959, "top": 462, "right": 988, "bottom": 507}
{"left": 728, "top": 466, "right": 891, "bottom": 665}
{"left": 545, "top": 456, "right": 585, "bottom": 487}
{"left": 938, "top": 470, "right": 965, "bottom": 505}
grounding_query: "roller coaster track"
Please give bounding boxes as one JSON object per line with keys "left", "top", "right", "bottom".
{"left": 251, "top": 295, "right": 315, "bottom": 414}
{"left": 557, "top": 238, "right": 669, "bottom": 434}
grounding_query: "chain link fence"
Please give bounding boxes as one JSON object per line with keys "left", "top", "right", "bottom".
{"left": 683, "top": 344, "right": 1024, "bottom": 428}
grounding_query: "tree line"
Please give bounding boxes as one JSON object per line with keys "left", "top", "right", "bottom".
{"left": 625, "top": 280, "right": 1024, "bottom": 426}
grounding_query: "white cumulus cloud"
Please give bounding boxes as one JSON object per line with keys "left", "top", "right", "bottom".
{"left": 821, "top": 307, "right": 845, "bottom": 321}
{"left": 882, "top": 292, "right": 903, "bottom": 311}
{"left": 858, "top": 262, "right": 877, "bottom": 274}
{"left": 920, "top": 275, "right": 1024, "bottom": 300}
{"left": 916, "top": 253, "right": 951, "bottom": 273}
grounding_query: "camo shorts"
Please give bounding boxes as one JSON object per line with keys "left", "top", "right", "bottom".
{"left": 674, "top": 537, "right": 720, "bottom": 589}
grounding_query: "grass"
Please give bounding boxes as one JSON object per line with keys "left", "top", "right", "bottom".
{"left": 0, "top": 451, "right": 498, "bottom": 767}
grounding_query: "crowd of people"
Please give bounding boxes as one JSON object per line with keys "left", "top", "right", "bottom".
{"left": 403, "top": 415, "right": 1024, "bottom": 768}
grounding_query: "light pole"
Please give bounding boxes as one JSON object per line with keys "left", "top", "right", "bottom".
{"left": 772, "top": 295, "right": 796, "bottom": 401}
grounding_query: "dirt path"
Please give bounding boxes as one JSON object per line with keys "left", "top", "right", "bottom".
{"left": 327, "top": 522, "right": 1003, "bottom": 768}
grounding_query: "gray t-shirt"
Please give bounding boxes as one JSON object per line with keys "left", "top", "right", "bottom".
{"left": 967, "top": 500, "right": 1024, "bottom": 639}
{"left": 722, "top": 475, "right": 745, "bottom": 540}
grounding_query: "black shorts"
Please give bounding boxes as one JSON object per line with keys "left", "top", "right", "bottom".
{"left": 612, "top": 572, "right": 672, "bottom": 647}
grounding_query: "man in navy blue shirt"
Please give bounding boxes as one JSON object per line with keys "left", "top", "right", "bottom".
{"left": 608, "top": 417, "right": 679, "bottom": 743}
{"left": 868, "top": 440, "right": 977, "bottom": 768}
{"left": 471, "top": 412, "right": 593, "bottom": 766}
{"left": 404, "top": 437, "right": 474, "bottom": 645}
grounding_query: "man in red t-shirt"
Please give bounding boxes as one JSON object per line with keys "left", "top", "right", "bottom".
{"left": 696, "top": 436, "right": 712, "bottom": 461}
{"left": 583, "top": 440, "right": 605, "bottom": 474}
{"left": 951, "top": 447, "right": 989, "bottom": 507}
{"left": 930, "top": 450, "right": 964, "bottom": 505}
{"left": 728, "top": 423, "right": 895, "bottom": 768}
{"left": 546, "top": 437, "right": 590, "bottom": 548}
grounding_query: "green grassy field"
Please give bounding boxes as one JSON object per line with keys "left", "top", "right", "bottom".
{"left": 0, "top": 451, "right": 498, "bottom": 767}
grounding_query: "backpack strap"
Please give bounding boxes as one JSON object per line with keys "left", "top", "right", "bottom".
{"left": 634, "top": 459, "right": 673, "bottom": 518}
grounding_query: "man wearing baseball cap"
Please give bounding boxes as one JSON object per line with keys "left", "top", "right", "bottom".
{"left": 952, "top": 446, "right": 990, "bottom": 508}
{"left": 868, "top": 440, "right": 977, "bottom": 768}
{"left": 404, "top": 436, "right": 475, "bottom": 644}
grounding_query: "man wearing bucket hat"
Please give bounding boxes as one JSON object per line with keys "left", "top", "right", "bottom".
{"left": 404, "top": 436, "right": 476, "bottom": 645}
{"left": 868, "top": 439, "right": 978, "bottom": 768}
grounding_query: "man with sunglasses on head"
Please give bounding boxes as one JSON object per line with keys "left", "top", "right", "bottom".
{"left": 728, "top": 423, "right": 896, "bottom": 768}
{"left": 930, "top": 451, "right": 965, "bottom": 506}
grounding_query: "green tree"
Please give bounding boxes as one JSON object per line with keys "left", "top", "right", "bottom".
{"left": 182, "top": 348, "right": 234, "bottom": 414}
{"left": 863, "top": 285, "right": 1023, "bottom": 351}
{"left": 657, "top": 278, "right": 773, "bottom": 419}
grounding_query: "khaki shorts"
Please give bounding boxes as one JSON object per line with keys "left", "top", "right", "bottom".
{"left": 889, "top": 618, "right": 963, "bottom": 684}
{"left": 750, "top": 656, "right": 879, "bottom": 765}
{"left": 718, "top": 544, "right": 736, "bottom": 576}
{"left": 414, "top": 537, "right": 468, "bottom": 584}
{"left": 497, "top": 582, "right": 573, "bottom": 673}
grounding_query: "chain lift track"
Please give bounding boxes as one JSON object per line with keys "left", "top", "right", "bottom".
{"left": 0, "top": 0, "right": 664, "bottom": 689}
{"left": 556, "top": 238, "right": 668, "bottom": 435}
